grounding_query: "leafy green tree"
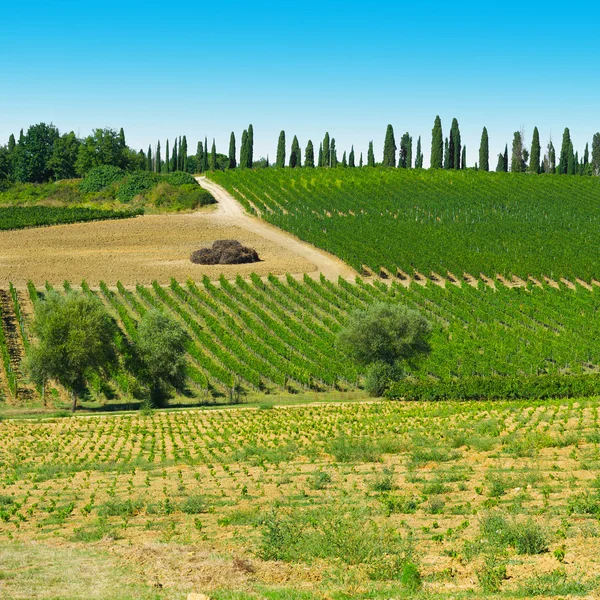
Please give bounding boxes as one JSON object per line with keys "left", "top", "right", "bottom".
{"left": 544, "top": 140, "right": 556, "bottom": 173}
{"left": 75, "top": 128, "right": 126, "bottom": 176}
{"left": 559, "top": 128, "right": 572, "bottom": 174}
{"left": 592, "top": 133, "right": 600, "bottom": 176}
{"left": 367, "top": 141, "right": 375, "bottom": 167}
{"left": 337, "top": 302, "right": 431, "bottom": 397}
{"left": 26, "top": 292, "right": 118, "bottom": 412}
{"left": 479, "top": 127, "right": 489, "bottom": 172}
{"left": 415, "top": 136, "right": 423, "bottom": 169}
{"left": 529, "top": 127, "right": 540, "bottom": 174}
{"left": 349, "top": 145, "right": 355, "bottom": 168}
{"left": 48, "top": 131, "right": 80, "bottom": 180}
{"left": 323, "top": 132, "right": 330, "bottom": 167}
{"left": 511, "top": 131, "right": 525, "bottom": 172}
{"left": 382, "top": 124, "right": 396, "bottom": 167}
{"left": 449, "top": 118, "right": 461, "bottom": 169}
{"left": 430, "top": 116, "right": 443, "bottom": 169}
{"left": 330, "top": 138, "right": 338, "bottom": 167}
{"left": 7, "top": 134, "right": 16, "bottom": 153}
{"left": 289, "top": 135, "right": 301, "bottom": 168}
{"left": 228, "top": 132, "right": 237, "bottom": 169}
{"left": 165, "top": 139, "right": 170, "bottom": 173}
{"left": 305, "top": 140, "right": 315, "bottom": 167}
{"left": 210, "top": 139, "right": 217, "bottom": 170}
{"left": 276, "top": 131, "right": 286, "bottom": 168}
{"left": 14, "top": 122, "right": 60, "bottom": 182}
{"left": 248, "top": 124, "right": 254, "bottom": 168}
{"left": 399, "top": 132, "right": 411, "bottom": 168}
{"left": 136, "top": 309, "right": 188, "bottom": 407}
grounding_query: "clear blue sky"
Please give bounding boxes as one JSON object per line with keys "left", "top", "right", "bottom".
{"left": 1, "top": 1, "right": 599, "bottom": 166}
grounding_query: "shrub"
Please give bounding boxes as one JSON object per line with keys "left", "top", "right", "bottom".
{"left": 79, "top": 165, "right": 125, "bottom": 193}
{"left": 307, "top": 469, "right": 332, "bottom": 490}
{"left": 116, "top": 171, "right": 158, "bottom": 202}
{"left": 479, "top": 511, "right": 549, "bottom": 555}
{"left": 476, "top": 553, "right": 508, "bottom": 593}
{"left": 163, "top": 172, "right": 197, "bottom": 186}
{"left": 326, "top": 434, "right": 382, "bottom": 462}
{"left": 180, "top": 495, "right": 206, "bottom": 514}
{"left": 365, "top": 362, "right": 401, "bottom": 397}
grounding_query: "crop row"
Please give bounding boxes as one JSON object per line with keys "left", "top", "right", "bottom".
{"left": 209, "top": 168, "right": 600, "bottom": 279}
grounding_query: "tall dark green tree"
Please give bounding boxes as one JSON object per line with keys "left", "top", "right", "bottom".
{"left": 7, "top": 134, "right": 16, "bottom": 153}
{"left": 181, "top": 136, "right": 188, "bottom": 172}
{"left": 592, "top": 133, "right": 600, "bottom": 176}
{"left": 14, "top": 122, "right": 60, "bottom": 183}
{"left": 511, "top": 131, "right": 525, "bottom": 172}
{"left": 318, "top": 143, "right": 323, "bottom": 167}
{"left": 305, "top": 140, "right": 315, "bottom": 168}
{"left": 228, "top": 132, "right": 236, "bottom": 169}
{"left": 349, "top": 145, "right": 355, "bottom": 168}
{"left": 276, "top": 131, "right": 286, "bottom": 168}
{"left": 559, "top": 127, "right": 572, "bottom": 175}
{"left": 448, "top": 118, "right": 461, "bottom": 169}
{"left": 165, "top": 139, "right": 170, "bottom": 173}
{"left": 147, "top": 145, "right": 152, "bottom": 172}
{"left": 399, "top": 132, "right": 411, "bottom": 168}
{"left": 443, "top": 138, "right": 449, "bottom": 169}
{"left": 495, "top": 152, "right": 505, "bottom": 172}
{"left": 382, "top": 124, "right": 396, "bottom": 167}
{"left": 118, "top": 128, "right": 126, "bottom": 149}
{"left": 48, "top": 132, "right": 80, "bottom": 180}
{"left": 177, "top": 137, "right": 182, "bottom": 170}
{"left": 479, "top": 127, "right": 489, "bottom": 172}
{"left": 430, "top": 116, "right": 443, "bottom": 169}
{"left": 289, "top": 135, "right": 301, "bottom": 168}
{"left": 196, "top": 141, "right": 204, "bottom": 173}
{"left": 461, "top": 146, "right": 466, "bottom": 169}
{"left": 367, "top": 141, "right": 375, "bottom": 167}
{"left": 545, "top": 140, "right": 556, "bottom": 174}
{"left": 359, "top": 152, "right": 363, "bottom": 167}
{"left": 172, "top": 139, "right": 178, "bottom": 172}
{"left": 529, "top": 127, "right": 540, "bottom": 174}
{"left": 567, "top": 141, "right": 576, "bottom": 175}
{"left": 583, "top": 143, "right": 590, "bottom": 173}
{"left": 203, "top": 137, "right": 209, "bottom": 172}
{"left": 156, "top": 141, "right": 161, "bottom": 173}
{"left": 210, "top": 139, "right": 216, "bottom": 171}
{"left": 323, "top": 132, "right": 330, "bottom": 167}
{"left": 503, "top": 145, "right": 508, "bottom": 172}
{"left": 341, "top": 151, "right": 347, "bottom": 167}
{"left": 415, "top": 136, "right": 423, "bottom": 169}
{"left": 248, "top": 124, "right": 254, "bottom": 168}
{"left": 240, "top": 130, "right": 249, "bottom": 169}
{"left": 330, "top": 138, "right": 338, "bottom": 167}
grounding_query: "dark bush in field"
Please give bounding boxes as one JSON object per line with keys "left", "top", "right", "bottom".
{"left": 79, "top": 165, "right": 125, "bottom": 193}
{"left": 190, "top": 239, "right": 260, "bottom": 265}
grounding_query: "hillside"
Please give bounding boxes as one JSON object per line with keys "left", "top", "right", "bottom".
{"left": 209, "top": 168, "right": 600, "bottom": 280}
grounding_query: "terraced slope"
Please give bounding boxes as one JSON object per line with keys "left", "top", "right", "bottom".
{"left": 209, "top": 168, "right": 600, "bottom": 280}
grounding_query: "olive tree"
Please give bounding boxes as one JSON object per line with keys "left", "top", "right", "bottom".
{"left": 337, "top": 302, "right": 432, "bottom": 396}
{"left": 26, "top": 292, "right": 118, "bottom": 411}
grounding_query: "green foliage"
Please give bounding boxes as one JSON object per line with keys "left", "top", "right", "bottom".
{"left": 179, "top": 495, "right": 206, "bottom": 514}
{"left": 276, "top": 131, "right": 286, "bottom": 168}
{"left": 364, "top": 362, "right": 403, "bottom": 397}
{"left": 382, "top": 124, "right": 396, "bottom": 167}
{"left": 115, "top": 171, "right": 158, "bottom": 202}
{"left": 79, "top": 165, "right": 125, "bottom": 193}
{"left": 479, "top": 512, "right": 549, "bottom": 554}
{"left": 430, "top": 116, "right": 443, "bottom": 169}
{"left": 479, "top": 126, "right": 489, "bottom": 172}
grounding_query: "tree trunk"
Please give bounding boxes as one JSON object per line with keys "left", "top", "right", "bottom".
{"left": 71, "top": 391, "right": 78, "bottom": 413}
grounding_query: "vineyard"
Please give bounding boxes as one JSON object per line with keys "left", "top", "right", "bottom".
{"left": 2, "top": 398, "right": 600, "bottom": 598}
{"left": 0, "top": 206, "right": 143, "bottom": 230}
{"left": 1, "top": 276, "right": 600, "bottom": 408}
{"left": 209, "top": 168, "right": 600, "bottom": 280}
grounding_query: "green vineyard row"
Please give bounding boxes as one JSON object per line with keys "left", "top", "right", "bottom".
{"left": 209, "top": 168, "right": 600, "bottom": 280}
{"left": 4, "top": 275, "right": 600, "bottom": 404}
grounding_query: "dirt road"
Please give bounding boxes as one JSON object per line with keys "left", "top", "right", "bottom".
{"left": 196, "top": 177, "right": 357, "bottom": 281}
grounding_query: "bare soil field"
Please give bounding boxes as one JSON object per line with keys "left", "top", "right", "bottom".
{"left": 0, "top": 212, "right": 318, "bottom": 286}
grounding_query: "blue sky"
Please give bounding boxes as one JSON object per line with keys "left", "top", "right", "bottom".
{"left": 1, "top": 1, "right": 599, "bottom": 166}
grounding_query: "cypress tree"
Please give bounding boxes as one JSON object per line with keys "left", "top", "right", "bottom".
{"left": 592, "top": 134, "right": 600, "bottom": 176}
{"left": 182, "top": 136, "right": 188, "bottom": 172}
{"left": 359, "top": 152, "right": 363, "bottom": 167}
{"left": 461, "top": 146, "right": 466, "bottom": 169}
{"left": 228, "top": 132, "right": 236, "bottom": 169}
{"left": 559, "top": 128, "right": 571, "bottom": 174}
{"left": 349, "top": 146, "right": 355, "bottom": 168}
{"left": 382, "top": 124, "right": 396, "bottom": 167}
{"left": 415, "top": 136, "right": 423, "bottom": 168}
{"left": 367, "top": 141, "right": 375, "bottom": 167}
{"left": 248, "top": 124, "right": 254, "bottom": 168}
{"left": 511, "top": 131, "right": 524, "bottom": 172}
{"left": 276, "top": 131, "right": 286, "bottom": 168}
{"left": 305, "top": 140, "right": 315, "bottom": 168}
{"left": 584, "top": 143, "right": 589, "bottom": 167}
{"left": 330, "top": 138, "right": 338, "bottom": 167}
{"left": 449, "top": 118, "right": 461, "bottom": 169}
{"left": 203, "top": 137, "right": 209, "bottom": 172}
{"left": 147, "top": 145, "right": 152, "bottom": 172}
{"left": 156, "top": 141, "right": 161, "bottom": 173}
{"left": 118, "top": 128, "right": 126, "bottom": 149}
{"left": 430, "top": 116, "right": 443, "bottom": 169}
{"left": 443, "top": 138, "right": 449, "bottom": 169}
{"left": 210, "top": 139, "right": 216, "bottom": 171}
{"left": 240, "top": 130, "right": 248, "bottom": 169}
{"left": 495, "top": 152, "right": 505, "bottom": 172}
{"left": 196, "top": 141, "right": 203, "bottom": 174}
{"left": 175, "top": 137, "right": 180, "bottom": 170}
{"left": 165, "top": 139, "right": 170, "bottom": 173}
{"left": 529, "top": 127, "right": 541, "bottom": 174}
{"left": 172, "top": 139, "right": 178, "bottom": 172}
{"left": 289, "top": 135, "right": 300, "bottom": 168}
{"left": 7, "top": 134, "right": 15, "bottom": 153}
{"left": 503, "top": 145, "right": 508, "bottom": 172}
{"left": 545, "top": 140, "right": 556, "bottom": 173}
{"left": 323, "top": 133, "right": 330, "bottom": 167}
{"left": 318, "top": 143, "right": 323, "bottom": 168}
{"left": 479, "top": 127, "right": 489, "bottom": 172}
{"left": 567, "top": 141, "right": 576, "bottom": 175}
{"left": 399, "top": 132, "right": 411, "bottom": 168}
{"left": 341, "top": 151, "right": 347, "bottom": 167}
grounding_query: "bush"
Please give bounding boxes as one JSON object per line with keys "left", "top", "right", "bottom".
{"left": 163, "top": 172, "right": 197, "bottom": 186}
{"left": 479, "top": 511, "right": 549, "bottom": 555}
{"left": 180, "top": 495, "right": 206, "bottom": 514}
{"left": 365, "top": 362, "right": 401, "bottom": 397}
{"left": 151, "top": 183, "right": 215, "bottom": 211}
{"left": 116, "top": 171, "right": 158, "bottom": 202}
{"left": 79, "top": 165, "right": 125, "bottom": 193}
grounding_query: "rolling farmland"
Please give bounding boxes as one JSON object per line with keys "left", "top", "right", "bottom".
{"left": 209, "top": 168, "right": 600, "bottom": 280}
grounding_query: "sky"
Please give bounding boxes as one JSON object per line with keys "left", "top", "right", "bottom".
{"left": 1, "top": 0, "right": 599, "bottom": 167}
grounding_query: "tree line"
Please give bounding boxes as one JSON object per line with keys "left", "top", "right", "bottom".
{"left": 2, "top": 118, "right": 600, "bottom": 185}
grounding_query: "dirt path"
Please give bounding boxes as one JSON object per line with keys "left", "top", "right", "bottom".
{"left": 196, "top": 177, "right": 357, "bottom": 281}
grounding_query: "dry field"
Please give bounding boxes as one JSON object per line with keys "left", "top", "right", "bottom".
{"left": 1, "top": 398, "right": 600, "bottom": 599}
